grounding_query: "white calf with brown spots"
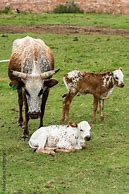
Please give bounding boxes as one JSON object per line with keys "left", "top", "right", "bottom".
{"left": 29, "top": 121, "right": 91, "bottom": 155}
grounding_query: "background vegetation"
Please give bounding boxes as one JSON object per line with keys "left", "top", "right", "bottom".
{"left": 0, "top": 12, "right": 129, "bottom": 194}
{"left": 53, "top": 1, "right": 83, "bottom": 13}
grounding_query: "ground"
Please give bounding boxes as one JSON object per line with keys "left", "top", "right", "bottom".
{"left": 1, "top": 20, "right": 129, "bottom": 194}
{"left": 1, "top": 25, "right": 129, "bottom": 36}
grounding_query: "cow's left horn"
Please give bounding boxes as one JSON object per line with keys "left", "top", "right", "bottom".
{"left": 12, "top": 70, "right": 27, "bottom": 80}
{"left": 40, "top": 69, "right": 60, "bottom": 79}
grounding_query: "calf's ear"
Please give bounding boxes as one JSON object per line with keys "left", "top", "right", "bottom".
{"left": 68, "top": 121, "right": 78, "bottom": 128}
{"left": 119, "top": 67, "right": 122, "bottom": 71}
{"left": 44, "top": 79, "right": 58, "bottom": 88}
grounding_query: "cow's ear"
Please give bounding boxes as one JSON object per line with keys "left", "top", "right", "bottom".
{"left": 9, "top": 80, "right": 24, "bottom": 88}
{"left": 44, "top": 79, "right": 58, "bottom": 88}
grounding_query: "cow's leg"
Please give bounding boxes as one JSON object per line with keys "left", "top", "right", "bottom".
{"left": 92, "top": 96, "right": 99, "bottom": 123}
{"left": 40, "top": 88, "right": 49, "bottom": 127}
{"left": 61, "top": 92, "right": 77, "bottom": 122}
{"left": 17, "top": 87, "right": 23, "bottom": 127}
{"left": 23, "top": 95, "right": 29, "bottom": 138}
{"left": 99, "top": 99, "right": 105, "bottom": 121}
{"left": 17, "top": 88, "right": 23, "bottom": 127}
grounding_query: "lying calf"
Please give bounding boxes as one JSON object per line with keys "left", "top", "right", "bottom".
{"left": 29, "top": 121, "right": 91, "bottom": 155}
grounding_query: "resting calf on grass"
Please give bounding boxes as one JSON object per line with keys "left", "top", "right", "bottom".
{"left": 29, "top": 121, "right": 91, "bottom": 155}
{"left": 61, "top": 68, "right": 124, "bottom": 123}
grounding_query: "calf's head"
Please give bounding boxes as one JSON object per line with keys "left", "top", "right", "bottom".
{"left": 12, "top": 70, "right": 58, "bottom": 119}
{"left": 78, "top": 121, "right": 91, "bottom": 143}
{"left": 113, "top": 69, "right": 124, "bottom": 88}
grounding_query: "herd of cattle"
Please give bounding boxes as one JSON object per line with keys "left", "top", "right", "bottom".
{"left": 8, "top": 36, "right": 125, "bottom": 155}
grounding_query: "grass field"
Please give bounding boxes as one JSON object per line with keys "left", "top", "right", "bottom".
{"left": 0, "top": 13, "right": 129, "bottom": 194}
{"left": 0, "top": 12, "right": 129, "bottom": 29}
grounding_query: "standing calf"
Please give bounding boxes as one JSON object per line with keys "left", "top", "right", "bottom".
{"left": 61, "top": 68, "right": 124, "bottom": 123}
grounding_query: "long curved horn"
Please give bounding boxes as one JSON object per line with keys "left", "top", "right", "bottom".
{"left": 12, "top": 70, "right": 27, "bottom": 80}
{"left": 40, "top": 69, "right": 60, "bottom": 79}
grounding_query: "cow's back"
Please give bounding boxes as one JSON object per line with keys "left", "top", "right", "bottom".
{"left": 8, "top": 36, "right": 54, "bottom": 80}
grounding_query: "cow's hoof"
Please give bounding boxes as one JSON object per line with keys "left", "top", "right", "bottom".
{"left": 21, "top": 134, "right": 30, "bottom": 140}
{"left": 18, "top": 122, "right": 23, "bottom": 128}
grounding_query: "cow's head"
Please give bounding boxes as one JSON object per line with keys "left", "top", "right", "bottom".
{"left": 113, "top": 68, "right": 124, "bottom": 88}
{"left": 12, "top": 69, "right": 59, "bottom": 119}
{"left": 78, "top": 121, "right": 91, "bottom": 147}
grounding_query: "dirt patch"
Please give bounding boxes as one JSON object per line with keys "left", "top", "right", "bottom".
{"left": 0, "top": 25, "right": 129, "bottom": 36}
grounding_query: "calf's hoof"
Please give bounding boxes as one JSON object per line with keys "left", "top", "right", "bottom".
{"left": 100, "top": 116, "right": 104, "bottom": 121}
{"left": 61, "top": 115, "right": 69, "bottom": 124}
{"left": 91, "top": 118, "right": 96, "bottom": 124}
{"left": 61, "top": 116, "right": 65, "bottom": 122}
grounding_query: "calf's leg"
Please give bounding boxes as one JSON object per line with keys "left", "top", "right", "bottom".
{"left": 55, "top": 148, "right": 76, "bottom": 153}
{"left": 36, "top": 148, "right": 55, "bottom": 155}
{"left": 61, "top": 92, "right": 77, "bottom": 122}
{"left": 92, "top": 96, "right": 99, "bottom": 123}
{"left": 99, "top": 99, "right": 105, "bottom": 121}
{"left": 45, "top": 147, "right": 76, "bottom": 153}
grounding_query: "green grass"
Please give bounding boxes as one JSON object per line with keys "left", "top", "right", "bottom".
{"left": 0, "top": 12, "right": 129, "bottom": 29}
{"left": 0, "top": 26, "right": 129, "bottom": 193}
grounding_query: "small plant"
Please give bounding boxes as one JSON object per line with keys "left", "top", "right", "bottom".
{"left": 0, "top": 5, "right": 11, "bottom": 14}
{"left": 54, "top": 1, "right": 83, "bottom": 13}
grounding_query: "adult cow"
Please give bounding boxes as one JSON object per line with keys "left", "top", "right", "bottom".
{"left": 8, "top": 36, "right": 59, "bottom": 138}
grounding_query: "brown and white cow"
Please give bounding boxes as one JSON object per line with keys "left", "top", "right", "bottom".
{"left": 61, "top": 69, "right": 124, "bottom": 123}
{"left": 8, "top": 36, "right": 59, "bottom": 138}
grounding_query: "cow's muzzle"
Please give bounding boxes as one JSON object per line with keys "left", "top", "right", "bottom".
{"left": 84, "top": 136, "right": 91, "bottom": 141}
{"left": 29, "top": 112, "right": 41, "bottom": 119}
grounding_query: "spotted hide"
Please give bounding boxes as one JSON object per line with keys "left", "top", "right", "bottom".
{"left": 29, "top": 121, "right": 91, "bottom": 155}
{"left": 61, "top": 68, "right": 124, "bottom": 123}
{"left": 8, "top": 36, "right": 59, "bottom": 138}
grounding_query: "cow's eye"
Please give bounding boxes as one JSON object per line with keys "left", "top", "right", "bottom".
{"left": 25, "top": 89, "right": 30, "bottom": 97}
{"left": 38, "top": 89, "right": 43, "bottom": 96}
{"left": 80, "top": 129, "right": 83, "bottom": 132}
{"left": 115, "top": 76, "right": 118, "bottom": 80}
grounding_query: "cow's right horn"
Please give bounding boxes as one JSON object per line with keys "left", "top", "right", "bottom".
{"left": 40, "top": 69, "right": 60, "bottom": 79}
{"left": 12, "top": 70, "right": 27, "bottom": 80}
